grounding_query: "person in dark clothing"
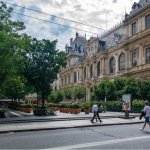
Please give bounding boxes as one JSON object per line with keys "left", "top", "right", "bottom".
{"left": 139, "top": 110, "right": 145, "bottom": 120}
{"left": 90, "top": 102, "right": 102, "bottom": 123}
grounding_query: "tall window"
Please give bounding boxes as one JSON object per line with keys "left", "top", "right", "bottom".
{"left": 74, "top": 71, "right": 77, "bottom": 83}
{"left": 84, "top": 67, "right": 86, "bottom": 80}
{"left": 132, "top": 52, "right": 137, "bottom": 66}
{"left": 97, "top": 61, "right": 100, "bottom": 76}
{"left": 132, "top": 22, "right": 136, "bottom": 35}
{"left": 61, "top": 79, "right": 63, "bottom": 86}
{"left": 90, "top": 64, "right": 93, "bottom": 78}
{"left": 110, "top": 57, "right": 115, "bottom": 74}
{"left": 68, "top": 76, "right": 70, "bottom": 84}
{"left": 119, "top": 53, "right": 125, "bottom": 71}
{"left": 65, "top": 76, "right": 67, "bottom": 85}
{"left": 145, "top": 14, "right": 150, "bottom": 29}
{"left": 146, "top": 48, "right": 150, "bottom": 63}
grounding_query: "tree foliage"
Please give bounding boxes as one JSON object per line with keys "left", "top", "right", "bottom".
{"left": 0, "top": 2, "right": 25, "bottom": 86}
{"left": 2, "top": 76, "right": 26, "bottom": 101}
{"left": 92, "top": 77, "right": 150, "bottom": 101}
{"left": 21, "top": 37, "right": 67, "bottom": 107}
{"left": 73, "top": 86, "right": 86, "bottom": 100}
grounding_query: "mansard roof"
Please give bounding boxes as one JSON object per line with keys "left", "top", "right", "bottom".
{"left": 125, "top": 0, "right": 150, "bottom": 21}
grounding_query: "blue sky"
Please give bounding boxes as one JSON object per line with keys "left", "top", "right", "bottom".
{"left": 3, "top": 0, "right": 139, "bottom": 51}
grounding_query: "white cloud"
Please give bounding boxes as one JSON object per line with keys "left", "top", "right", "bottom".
{"left": 4, "top": 0, "right": 139, "bottom": 50}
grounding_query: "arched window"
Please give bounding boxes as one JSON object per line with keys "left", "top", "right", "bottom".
{"left": 110, "top": 57, "right": 115, "bottom": 74}
{"left": 84, "top": 67, "right": 86, "bottom": 80}
{"left": 74, "top": 71, "right": 77, "bottom": 83}
{"left": 119, "top": 53, "right": 125, "bottom": 71}
{"left": 132, "top": 52, "right": 137, "bottom": 66}
{"left": 90, "top": 64, "right": 93, "bottom": 78}
{"left": 97, "top": 61, "right": 100, "bottom": 76}
{"left": 146, "top": 47, "right": 150, "bottom": 63}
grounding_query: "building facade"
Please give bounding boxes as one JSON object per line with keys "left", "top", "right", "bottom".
{"left": 53, "top": 0, "right": 150, "bottom": 101}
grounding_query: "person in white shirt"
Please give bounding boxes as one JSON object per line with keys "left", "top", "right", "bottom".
{"left": 90, "top": 102, "right": 102, "bottom": 123}
{"left": 140, "top": 101, "right": 150, "bottom": 131}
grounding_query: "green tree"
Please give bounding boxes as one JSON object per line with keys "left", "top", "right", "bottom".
{"left": 63, "top": 88, "right": 73, "bottom": 101}
{"left": 91, "top": 80, "right": 109, "bottom": 101}
{"left": 0, "top": 2, "right": 25, "bottom": 86}
{"left": 105, "top": 80, "right": 116, "bottom": 101}
{"left": 2, "top": 76, "right": 26, "bottom": 101}
{"left": 21, "top": 38, "right": 66, "bottom": 108}
{"left": 73, "top": 86, "right": 86, "bottom": 101}
{"left": 48, "top": 90, "right": 64, "bottom": 103}
{"left": 113, "top": 77, "right": 125, "bottom": 99}
{"left": 124, "top": 77, "right": 139, "bottom": 100}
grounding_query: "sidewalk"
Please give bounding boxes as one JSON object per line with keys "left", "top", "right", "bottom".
{"left": 0, "top": 112, "right": 143, "bottom": 134}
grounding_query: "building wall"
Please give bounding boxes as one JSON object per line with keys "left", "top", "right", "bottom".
{"left": 54, "top": 1, "right": 150, "bottom": 101}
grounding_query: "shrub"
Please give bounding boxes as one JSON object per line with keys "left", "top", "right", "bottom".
{"left": 24, "top": 104, "right": 32, "bottom": 108}
{"left": 0, "top": 108, "right": 6, "bottom": 118}
{"left": 132, "top": 100, "right": 144, "bottom": 113}
{"left": 72, "top": 104, "right": 80, "bottom": 109}
{"left": 33, "top": 108, "right": 56, "bottom": 116}
{"left": 82, "top": 102, "right": 90, "bottom": 109}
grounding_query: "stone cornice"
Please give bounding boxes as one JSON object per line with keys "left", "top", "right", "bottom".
{"left": 124, "top": 3, "right": 150, "bottom": 24}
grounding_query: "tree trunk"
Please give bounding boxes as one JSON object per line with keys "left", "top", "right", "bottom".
{"left": 42, "top": 92, "right": 45, "bottom": 109}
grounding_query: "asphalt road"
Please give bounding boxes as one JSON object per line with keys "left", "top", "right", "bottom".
{"left": 0, "top": 124, "right": 150, "bottom": 149}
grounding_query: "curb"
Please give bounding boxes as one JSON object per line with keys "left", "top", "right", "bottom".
{"left": 0, "top": 115, "right": 139, "bottom": 124}
{"left": 0, "top": 121, "right": 143, "bottom": 134}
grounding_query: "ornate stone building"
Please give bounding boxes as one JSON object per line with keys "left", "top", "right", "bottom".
{"left": 53, "top": 0, "right": 150, "bottom": 101}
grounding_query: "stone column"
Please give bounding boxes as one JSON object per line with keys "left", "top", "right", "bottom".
{"left": 79, "top": 67, "right": 83, "bottom": 81}
{"left": 139, "top": 44, "right": 144, "bottom": 65}
{"left": 101, "top": 58, "right": 105, "bottom": 75}
{"left": 141, "top": 15, "right": 145, "bottom": 31}
{"left": 125, "top": 49, "right": 130, "bottom": 69}
{"left": 86, "top": 86, "right": 91, "bottom": 101}
{"left": 70, "top": 71, "right": 74, "bottom": 83}
{"left": 105, "top": 58, "right": 109, "bottom": 75}
{"left": 87, "top": 64, "right": 90, "bottom": 80}
{"left": 93, "top": 61, "right": 96, "bottom": 78}
{"left": 115, "top": 54, "right": 118, "bottom": 73}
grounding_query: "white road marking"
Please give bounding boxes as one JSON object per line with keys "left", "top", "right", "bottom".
{"left": 9, "top": 111, "right": 22, "bottom": 117}
{"left": 46, "top": 135, "right": 150, "bottom": 150}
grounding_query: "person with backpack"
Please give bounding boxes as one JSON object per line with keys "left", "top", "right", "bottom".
{"left": 140, "top": 101, "right": 150, "bottom": 131}
{"left": 90, "top": 102, "right": 102, "bottom": 123}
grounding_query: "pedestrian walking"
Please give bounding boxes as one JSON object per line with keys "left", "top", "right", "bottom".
{"left": 90, "top": 102, "right": 102, "bottom": 123}
{"left": 140, "top": 101, "right": 150, "bottom": 131}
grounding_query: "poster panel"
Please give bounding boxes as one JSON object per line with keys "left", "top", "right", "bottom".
{"left": 122, "top": 94, "right": 131, "bottom": 111}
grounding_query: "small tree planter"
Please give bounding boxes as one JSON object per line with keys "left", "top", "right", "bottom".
{"left": 19, "top": 108, "right": 24, "bottom": 112}
{"left": 23, "top": 108, "right": 32, "bottom": 113}
{"left": 84, "top": 108, "right": 90, "bottom": 114}
{"left": 59, "top": 108, "right": 63, "bottom": 112}
{"left": 62, "top": 108, "right": 65, "bottom": 113}
{"left": 48, "top": 107, "right": 53, "bottom": 110}
{"left": 73, "top": 108, "right": 81, "bottom": 114}
{"left": 54, "top": 107, "right": 59, "bottom": 111}
{"left": 70, "top": 109, "right": 74, "bottom": 114}
{"left": 65, "top": 108, "right": 70, "bottom": 113}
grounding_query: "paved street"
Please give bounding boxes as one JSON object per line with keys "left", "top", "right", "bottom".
{"left": 0, "top": 124, "right": 150, "bottom": 149}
